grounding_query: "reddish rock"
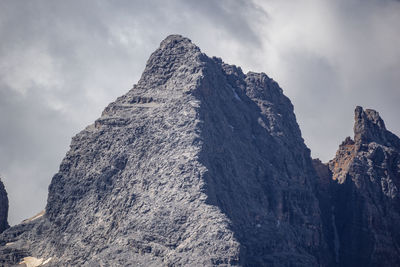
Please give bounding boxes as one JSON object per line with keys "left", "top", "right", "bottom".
{"left": 315, "top": 106, "right": 400, "bottom": 266}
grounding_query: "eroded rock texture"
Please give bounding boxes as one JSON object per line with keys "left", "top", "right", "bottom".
{"left": 0, "top": 35, "right": 330, "bottom": 266}
{"left": 0, "top": 178, "right": 8, "bottom": 233}
{"left": 315, "top": 106, "right": 400, "bottom": 267}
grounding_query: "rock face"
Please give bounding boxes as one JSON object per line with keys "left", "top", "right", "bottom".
{"left": 0, "top": 178, "right": 8, "bottom": 233}
{"left": 0, "top": 35, "right": 330, "bottom": 266}
{"left": 2, "top": 35, "right": 399, "bottom": 267}
{"left": 315, "top": 106, "right": 400, "bottom": 267}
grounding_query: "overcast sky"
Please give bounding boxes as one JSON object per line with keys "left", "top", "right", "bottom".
{"left": 1, "top": 0, "right": 399, "bottom": 225}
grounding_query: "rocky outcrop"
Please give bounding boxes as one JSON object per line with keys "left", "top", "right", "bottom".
{"left": 0, "top": 178, "right": 9, "bottom": 233}
{"left": 315, "top": 106, "right": 400, "bottom": 267}
{"left": 0, "top": 35, "right": 330, "bottom": 266}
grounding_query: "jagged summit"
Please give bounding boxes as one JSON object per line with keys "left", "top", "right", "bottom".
{"left": 320, "top": 106, "right": 400, "bottom": 266}
{"left": 355, "top": 106, "right": 385, "bottom": 128}
{"left": 354, "top": 106, "right": 400, "bottom": 150}
{"left": 354, "top": 106, "right": 386, "bottom": 144}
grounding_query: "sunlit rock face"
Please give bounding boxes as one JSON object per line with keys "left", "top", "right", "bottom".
{"left": 0, "top": 35, "right": 331, "bottom": 266}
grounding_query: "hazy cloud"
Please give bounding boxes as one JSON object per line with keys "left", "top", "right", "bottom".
{"left": 253, "top": 0, "right": 400, "bottom": 160}
{"left": 0, "top": 0, "right": 399, "bottom": 224}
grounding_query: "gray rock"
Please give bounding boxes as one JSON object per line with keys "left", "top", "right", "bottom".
{"left": 0, "top": 177, "right": 8, "bottom": 233}
{"left": 0, "top": 35, "right": 329, "bottom": 266}
{"left": 320, "top": 106, "right": 400, "bottom": 266}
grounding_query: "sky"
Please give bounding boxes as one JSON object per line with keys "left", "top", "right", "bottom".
{"left": 0, "top": 0, "right": 399, "bottom": 225}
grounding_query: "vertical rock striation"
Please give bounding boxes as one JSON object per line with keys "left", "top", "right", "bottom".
{"left": 0, "top": 35, "right": 329, "bottom": 266}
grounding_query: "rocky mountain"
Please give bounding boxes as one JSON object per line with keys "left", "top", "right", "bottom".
{"left": 0, "top": 178, "right": 8, "bottom": 233}
{"left": 0, "top": 35, "right": 399, "bottom": 266}
{"left": 0, "top": 35, "right": 330, "bottom": 266}
{"left": 313, "top": 106, "right": 400, "bottom": 267}
{"left": 325, "top": 107, "right": 400, "bottom": 266}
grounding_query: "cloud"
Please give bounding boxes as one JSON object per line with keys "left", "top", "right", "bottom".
{"left": 253, "top": 0, "right": 400, "bottom": 160}
{"left": 0, "top": 0, "right": 399, "bottom": 224}
{"left": 0, "top": 0, "right": 265, "bottom": 225}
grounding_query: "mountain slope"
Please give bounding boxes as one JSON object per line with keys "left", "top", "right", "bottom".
{"left": 0, "top": 35, "right": 329, "bottom": 266}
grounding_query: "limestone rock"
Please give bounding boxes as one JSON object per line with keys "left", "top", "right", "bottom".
{"left": 0, "top": 35, "right": 330, "bottom": 266}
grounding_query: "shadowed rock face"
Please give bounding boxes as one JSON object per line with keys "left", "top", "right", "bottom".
{"left": 0, "top": 178, "right": 8, "bottom": 233}
{"left": 0, "top": 35, "right": 330, "bottom": 266}
{"left": 315, "top": 106, "right": 400, "bottom": 267}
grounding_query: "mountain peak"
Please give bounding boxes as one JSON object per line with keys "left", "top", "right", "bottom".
{"left": 354, "top": 106, "right": 387, "bottom": 144}
{"left": 159, "top": 34, "right": 196, "bottom": 51}
{"left": 134, "top": 35, "right": 203, "bottom": 97}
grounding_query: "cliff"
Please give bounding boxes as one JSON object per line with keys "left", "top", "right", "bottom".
{"left": 0, "top": 178, "right": 8, "bottom": 233}
{"left": 314, "top": 106, "right": 400, "bottom": 267}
